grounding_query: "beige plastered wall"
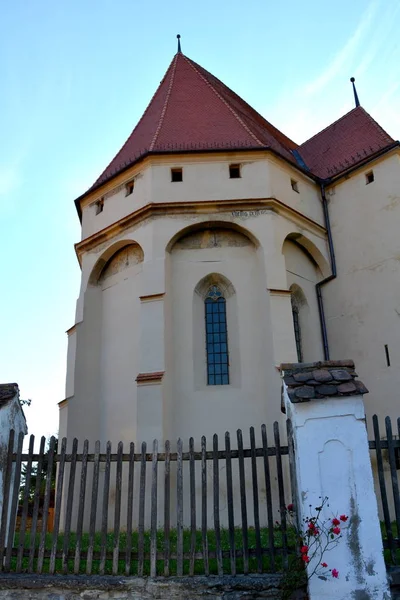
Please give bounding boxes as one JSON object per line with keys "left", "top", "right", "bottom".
{"left": 323, "top": 150, "right": 400, "bottom": 427}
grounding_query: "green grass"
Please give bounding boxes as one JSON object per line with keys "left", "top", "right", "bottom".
{"left": 11, "top": 527, "right": 297, "bottom": 576}
{"left": 381, "top": 521, "right": 400, "bottom": 566}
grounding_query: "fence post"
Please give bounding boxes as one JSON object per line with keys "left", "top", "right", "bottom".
{"left": 281, "top": 360, "right": 390, "bottom": 600}
{"left": 0, "top": 384, "right": 28, "bottom": 557}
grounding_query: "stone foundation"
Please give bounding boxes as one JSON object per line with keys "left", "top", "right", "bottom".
{"left": 0, "top": 574, "right": 306, "bottom": 600}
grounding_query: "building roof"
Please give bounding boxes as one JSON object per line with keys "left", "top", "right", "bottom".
{"left": 299, "top": 107, "right": 395, "bottom": 179}
{"left": 83, "top": 51, "right": 398, "bottom": 205}
{"left": 0, "top": 383, "right": 19, "bottom": 408}
{"left": 91, "top": 51, "right": 300, "bottom": 190}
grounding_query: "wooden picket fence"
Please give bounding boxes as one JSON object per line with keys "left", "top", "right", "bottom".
{"left": 369, "top": 414, "right": 400, "bottom": 565}
{"left": 0, "top": 422, "right": 295, "bottom": 576}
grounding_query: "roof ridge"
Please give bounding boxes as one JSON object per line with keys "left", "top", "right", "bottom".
{"left": 92, "top": 55, "right": 176, "bottom": 187}
{"left": 149, "top": 53, "right": 179, "bottom": 151}
{"left": 300, "top": 107, "right": 360, "bottom": 147}
{"left": 182, "top": 55, "right": 264, "bottom": 147}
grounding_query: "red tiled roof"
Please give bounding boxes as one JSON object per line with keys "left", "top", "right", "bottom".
{"left": 91, "top": 52, "right": 299, "bottom": 189}
{"left": 299, "top": 107, "right": 395, "bottom": 179}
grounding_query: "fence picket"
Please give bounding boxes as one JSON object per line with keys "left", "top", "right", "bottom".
{"left": 213, "top": 434, "right": 223, "bottom": 576}
{"left": 274, "top": 422, "right": 288, "bottom": 569}
{"left": 5, "top": 431, "right": 24, "bottom": 571}
{"left": 261, "top": 424, "right": 275, "bottom": 571}
{"left": 0, "top": 430, "right": 15, "bottom": 570}
{"left": 86, "top": 440, "right": 101, "bottom": 575}
{"left": 125, "top": 442, "right": 135, "bottom": 576}
{"left": 237, "top": 429, "right": 249, "bottom": 574}
{"left": 177, "top": 438, "right": 184, "bottom": 576}
{"left": 62, "top": 438, "right": 78, "bottom": 573}
{"left": 113, "top": 442, "right": 123, "bottom": 575}
{"left": 201, "top": 436, "right": 209, "bottom": 576}
{"left": 189, "top": 437, "right": 196, "bottom": 576}
{"left": 28, "top": 436, "right": 46, "bottom": 573}
{"left": 373, "top": 415, "right": 395, "bottom": 563}
{"left": 74, "top": 439, "right": 89, "bottom": 574}
{"left": 137, "top": 442, "right": 146, "bottom": 577}
{"left": 17, "top": 434, "right": 35, "bottom": 572}
{"left": 49, "top": 437, "right": 67, "bottom": 574}
{"left": 250, "top": 427, "right": 262, "bottom": 573}
{"left": 99, "top": 441, "right": 111, "bottom": 575}
{"left": 150, "top": 440, "right": 158, "bottom": 578}
{"left": 37, "top": 435, "right": 56, "bottom": 574}
{"left": 0, "top": 425, "right": 297, "bottom": 577}
{"left": 225, "top": 431, "right": 236, "bottom": 576}
{"left": 164, "top": 439, "right": 171, "bottom": 576}
{"left": 385, "top": 417, "right": 400, "bottom": 547}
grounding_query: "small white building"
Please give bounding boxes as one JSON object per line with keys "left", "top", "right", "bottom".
{"left": 59, "top": 44, "right": 400, "bottom": 448}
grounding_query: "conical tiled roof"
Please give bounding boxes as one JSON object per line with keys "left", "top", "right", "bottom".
{"left": 91, "top": 52, "right": 299, "bottom": 189}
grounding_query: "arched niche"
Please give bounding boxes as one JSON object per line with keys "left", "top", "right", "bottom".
{"left": 283, "top": 237, "right": 324, "bottom": 361}
{"left": 284, "top": 232, "right": 330, "bottom": 280}
{"left": 164, "top": 220, "right": 272, "bottom": 443}
{"left": 166, "top": 220, "right": 260, "bottom": 253}
{"left": 88, "top": 240, "right": 144, "bottom": 286}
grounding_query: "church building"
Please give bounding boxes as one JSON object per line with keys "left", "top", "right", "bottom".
{"left": 59, "top": 39, "right": 400, "bottom": 447}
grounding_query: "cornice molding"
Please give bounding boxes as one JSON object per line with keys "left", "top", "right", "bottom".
{"left": 75, "top": 198, "right": 326, "bottom": 263}
{"left": 136, "top": 371, "right": 165, "bottom": 385}
{"left": 139, "top": 293, "right": 165, "bottom": 303}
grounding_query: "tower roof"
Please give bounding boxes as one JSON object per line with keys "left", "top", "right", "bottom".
{"left": 299, "top": 107, "right": 395, "bottom": 179}
{"left": 90, "top": 52, "right": 299, "bottom": 190}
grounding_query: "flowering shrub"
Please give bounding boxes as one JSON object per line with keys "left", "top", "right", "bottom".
{"left": 279, "top": 497, "right": 349, "bottom": 599}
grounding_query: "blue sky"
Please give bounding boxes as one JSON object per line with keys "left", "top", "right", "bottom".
{"left": 1, "top": 0, "right": 399, "bottom": 441}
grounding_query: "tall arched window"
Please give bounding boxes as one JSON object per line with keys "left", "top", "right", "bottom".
{"left": 205, "top": 285, "right": 229, "bottom": 385}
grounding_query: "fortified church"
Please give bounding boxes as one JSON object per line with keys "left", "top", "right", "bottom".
{"left": 59, "top": 38, "right": 400, "bottom": 447}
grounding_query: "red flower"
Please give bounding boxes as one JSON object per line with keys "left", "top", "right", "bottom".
{"left": 340, "top": 515, "right": 348, "bottom": 522}
{"left": 332, "top": 526, "right": 341, "bottom": 535}
{"left": 287, "top": 503, "right": 294, "bottom": 512}
{"left": 331, "top": 568, "right": 339, "bottom": 578}
{"left": 308, "top": 522, "right": 316, "bottom": 530}
{"left": 300, "top": 546, "right": 309, "bottom": 554}
{"left": 302, "top": 554, "right": 310, "bottom": 563}
{"left": 332, "top": 518, "right": 340, "bottom": 526}
{"left": 321, "top": 562, "right": 328, "bottom": 568}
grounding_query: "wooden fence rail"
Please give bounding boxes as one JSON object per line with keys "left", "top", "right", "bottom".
{"left": 0, "top": 423, "right": 294, "bottom": 577}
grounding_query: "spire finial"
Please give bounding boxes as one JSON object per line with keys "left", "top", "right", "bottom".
{"left": 350, "top": 77, "right": 360, "bottom": 108}
{"left": 177, "top": 34, "right": 182, "bottom": 53}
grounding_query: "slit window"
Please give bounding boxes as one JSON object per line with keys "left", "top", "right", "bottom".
{"left": 205, "top": 285, "right": 229, "bottom": 385}
{"left": 365, "top": 171, "right": 374, "bottom": 184}
{"left": 95, "top": 198, "right": 104, "bottom": 215}
{"left": 125, "top": 181, "right": 134, "bottom": 195}
{"left": 291, "top": 179, "right": 299, "bottom": 193}
{"left": 171, "top": 168, "right": 183, "bottom": 182}
{"left": 229, "top": 164, "right": 241, "bottom": 179}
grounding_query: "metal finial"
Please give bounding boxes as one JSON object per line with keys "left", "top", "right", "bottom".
{"left": 177, "top": 34, "right": 182, "bottom": 53}
{"left": 350, "top": 77, "right": 360, "bottom": 108}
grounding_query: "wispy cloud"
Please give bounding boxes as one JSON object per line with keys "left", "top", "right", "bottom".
{"left": 0, "top": 165, "right": 21, "bottom": 197}
{"left": 302, "top": 1, "right": 377, "bottom": 96}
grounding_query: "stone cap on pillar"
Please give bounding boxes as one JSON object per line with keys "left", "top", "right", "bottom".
{"left": 280, "top": 360, "right": 368, "bottom": 407}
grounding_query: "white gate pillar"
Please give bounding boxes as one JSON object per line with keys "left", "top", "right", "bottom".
{"left": 281, "top": 360, "right": 390, "bottom": 600}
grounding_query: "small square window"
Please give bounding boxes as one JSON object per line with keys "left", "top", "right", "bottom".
{"left": 365, "top": 171, "right": 374, "bottom": 184}
{"left": 95, "top": 198, "right": 104, "bottom": 215}
{"left": 229, "top": 164, "right": 241, "bottom": 179}
{"left": 171, "top": 168, "right": 183, "bottom": 182}
{"left": 125, "top": 181, "right": 134, "bottom": 195}
{"left": 291, "top": 179, "right": 299, "bottom": 193}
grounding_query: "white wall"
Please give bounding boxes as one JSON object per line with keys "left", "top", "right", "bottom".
{"left": 324, "top": 152, "right": 400, "bottom": 425}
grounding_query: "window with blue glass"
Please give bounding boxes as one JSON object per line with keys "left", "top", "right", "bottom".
{"left": 205, "top": 285, "right": 229, "bottom": 385}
